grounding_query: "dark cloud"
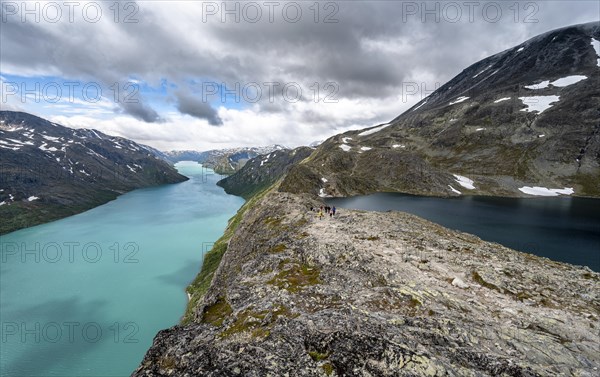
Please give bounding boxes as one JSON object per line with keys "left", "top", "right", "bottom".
{"left": 119, "top": 101, "right": 163, "bottom": 123}
{"left": 175, "top": 90, "right": 223, "bottom": 126}
{"left": 0, "top": 0, "right": 597, "bottom": 134}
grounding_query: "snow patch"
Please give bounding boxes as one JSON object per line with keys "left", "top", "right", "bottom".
{"left": 318, "top": 188, "right": 331, "bottom": 198}
{"left": 538, "top": 134, "right": 545, "bottom": 138}
{"left": 0, "top": 125, "right": 23, "bottom": 132}
{"left": 39, "top": 143, "right": 58, "bottom": 152}
{"left": 321, "top": 177, "right": 328, "bottom": 183}
{"left": 518, "top": 186, "right": 574, "bottom": 197}
{"left": 358, "top": 123, "right": 390, "bottom": 136}
{"left": 473, "top": 64, "right": 492, "bottom": 78}
{"left": 90, "top": 129, "right": 103, "bottom": 139}
{"left": 360, "top": 146, "right": 372, "bottom": 151}
{"left": 342, "top": 137, "right": 352, "bottom": 143}
{"left": 494, "top": 97, "right": 511, "bottom": 103}
{"left": 475, "top": 128, "right": 485, "bottom": 132}
{"left": 42, "top": 135, "right": 60, "bottom": 142}
{"left": 448, "top": 185, "right": 461, "bottom": 195}
{"left": 449, "top": 96, "right": 469, "bottom": 105}
{"left": 524, "top": 80, "right": 550, "bottom": 90}
{"left": 525, "top": 76, "right": 587, "bottom": 90}
{"left": 551, "top": 75, "right": 587, "bottom": 87}
{"left": 27, "top": 196, "right": 39, "bottom": 202}
{"left": 412, "top": 100, "right": 427, "bottom": 112}
{"left": 392, "top": 144, "right": 405, "bottom": 148}
{"left": 453, "top": 174, "right": 475, "bottom": 190}
{"left": 519, "top": 95, "right": 560, "bottom": 114}
{"left": 516, "top": 47, "right": 524, "bottom": 53}
{"left": 339, "top": 144, "right": 351, "bottom": 152}
{"left": 0, "top": 145, "right": 20, "bottom": 150}
{"left": 591, "top": 38, "right": 600, "bottom": 67}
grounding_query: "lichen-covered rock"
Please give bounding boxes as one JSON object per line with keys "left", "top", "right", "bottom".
{"left": 133, "top": 192, "right": 599, "bottom": 376}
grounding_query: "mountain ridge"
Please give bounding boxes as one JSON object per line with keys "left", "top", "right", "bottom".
{"left": 0, "top": 111, "right": 188, "bottom": 234}
{"left": 279, "top": 21, "right": 600, "bottom": 199}
{"left": 162, "top": 145, "right": 288, "bottom": 175}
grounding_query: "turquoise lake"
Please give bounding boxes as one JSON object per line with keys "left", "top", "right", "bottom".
{"left": 0, "top": 162, "right": 244, "bottom": 376}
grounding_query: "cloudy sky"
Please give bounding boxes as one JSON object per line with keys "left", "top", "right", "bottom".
{"left": 1, "top": 0, "right": 598, "bottom": 151}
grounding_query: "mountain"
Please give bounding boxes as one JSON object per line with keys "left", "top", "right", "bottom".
{"left": 135, "top": 23, "right": 600, "bottom": 376}
{"left": 217, "top": 146, "right": 314, "bottom": 199}
{"left": 0, "top": 111, "right": 187, "bottom": 234}
{"left": 163, "top": 145, "right": 288, "bottom": 175}
{"left": 280, "top": 22, "right": 600, "bottom": 198}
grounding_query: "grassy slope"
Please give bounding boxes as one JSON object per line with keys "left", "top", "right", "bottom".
{"left": 182, "top": 184, "right": 274, "bottom": 324}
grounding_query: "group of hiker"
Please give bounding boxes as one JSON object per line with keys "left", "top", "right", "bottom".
{"left": 310, "top": 205, "right": 336, "bottom": 220}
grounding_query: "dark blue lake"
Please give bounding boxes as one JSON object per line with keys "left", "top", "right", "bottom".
{"left": 328, "top": 193, "right": 600, "bottom": 272}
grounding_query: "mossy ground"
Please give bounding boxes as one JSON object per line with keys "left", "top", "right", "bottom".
{"left": 267, "top": 262, "right": 321, "bottom": 293}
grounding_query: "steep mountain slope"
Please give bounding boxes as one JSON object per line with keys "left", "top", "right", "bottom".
{"left": 164, "top": 145, "right": 288, "bottom": 175}
{"left": 281, "top": 22, "right": 600, "bottom": 198}
{"left": 217, "top": 146, "right": 313, "bottom": 199}
{"left": 0, "top": 111, "right": 187, "bottom": 234}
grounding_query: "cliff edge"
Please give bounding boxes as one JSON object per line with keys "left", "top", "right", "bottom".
{"left": 134, "top": 190, "right": 599, "bottom": 376}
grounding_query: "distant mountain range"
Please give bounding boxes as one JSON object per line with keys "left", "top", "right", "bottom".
{"left": 0, "top": 111, "right": 187, "bottom": 234}
{"left": 163, "top": 145, "right": 288, "bottom": 175}
{"left": 217, "top": 146, "right": 314, "bottom": 199}
{"left": 277, "top": 22, "right": 600, "bottom": 198}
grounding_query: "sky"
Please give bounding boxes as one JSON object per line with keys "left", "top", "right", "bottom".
{"left": 1, "top": 0, "right": 598, "bottom": 151}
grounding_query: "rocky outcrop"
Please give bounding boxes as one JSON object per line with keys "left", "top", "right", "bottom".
{"left": 280, "top": 22, "right": 600, "bottom": 198}
{"left": 0, "top": 111, "right": 188, "bottom": 234}
{"left": 218, "top": 147, "right": 313, "bottom": 199}
{"left": 134, "top": 190, "right": 599, "bottom": 376}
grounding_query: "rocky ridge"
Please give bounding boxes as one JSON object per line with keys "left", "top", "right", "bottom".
{"left": 134, "top": 188, "right": 599, "bottom": 376}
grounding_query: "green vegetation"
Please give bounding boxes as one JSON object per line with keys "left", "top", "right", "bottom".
{"left": 219, "top": 305, "right": 296, "bottom": 339}
{"left": 572, "top": 173, "right": 600, "bottom": 197}
{"left": 355, "top": 235, "right": 380, "bottom": 241}
{"left": 267, "top": 261, "right": 321, "bottom": 293}
{"left": 308, "top": 351, "right": 329, "bottom": 362}
{"left": 269, "top": 244, "right": 287, "bottom": 253}
{"left": 201, "top": 297, "right": 233, "bottom": 326}
{"left": 264, "top": 216, "right": 283, "bottom": 227}
{"left": 182, "top": 184, "right": 274, "bottom": 324}
{"left": 322, "top": 363, "right": 334, "bottom": 375}
{"left": 158, "top": 356, "right": 176, "bottom": 370}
